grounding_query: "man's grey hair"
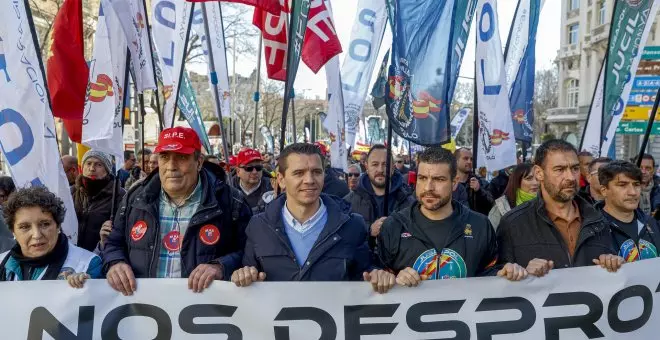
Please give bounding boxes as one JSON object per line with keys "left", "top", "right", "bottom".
{"left": 347, "top": 163, "right": 362, "bottom": 173}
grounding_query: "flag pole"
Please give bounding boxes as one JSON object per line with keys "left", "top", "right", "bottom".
{"left": 291, "top": 90, "right": 297, "bottom": 142}
{"left": 279, "top": 0, "right": 297, "bottom": 153}
{"left": 253, "top": 35, "right": 263, "bottom": 149}
{"left": 636, "top": 86, "right": 660, "bottom": 167}
{"left": 383, "top": 122, "right": 393, "bottom": 216}
{"left": 202, "top": 3, "right": 232, "bottom": 176}
{"left": 171, "top": 2, "right": 196, "bottom": 128}
{"left": 141, "top": 0, "right": 163, "bottom": 132}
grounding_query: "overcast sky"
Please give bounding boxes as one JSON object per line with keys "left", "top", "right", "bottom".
{"left": 207, "top": 0, "right": 561, "bottom": 100}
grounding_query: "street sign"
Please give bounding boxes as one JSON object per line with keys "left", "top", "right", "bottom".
{"left": 623, "top": 106, "right": 657, "bottom": 120}
{"left": 616, "top": 121, "right": 660, "bottom": 135}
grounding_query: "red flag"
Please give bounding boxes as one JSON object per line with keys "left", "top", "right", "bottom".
{"left": 186, "top": 0, "right": 282, "bottom": 15}
{"left": 253, "top": 1, "right": 341, "bottom": 81}
{"left": 46, "top": 0, "right": 89, "bottom": 143}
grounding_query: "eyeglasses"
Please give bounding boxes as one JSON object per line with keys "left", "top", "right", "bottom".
{"left": 242, "top": 165, "right": 264, "bottom": 172}
{"left": 347, "top": 173, "right": 360, "bottom": 178}
{"left": 396, "top": 160, "right": 404, "bottom": 164}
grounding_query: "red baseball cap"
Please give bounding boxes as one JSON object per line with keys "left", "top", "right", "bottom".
{"left": 314, "top": 142, "right": 328, "bottom": 157}
{"left": 237, "top": 148, "right": 263, "bottom": 166}
{"left": 229, "top": 155, "right": 237, "bottom": 167}
{"left": 154, "top": 127, "right": 201, "bottom": 154}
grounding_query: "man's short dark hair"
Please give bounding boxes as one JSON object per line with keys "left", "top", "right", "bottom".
{"left": 124, "top": 150, "right": 134, "bottom": 160}
{"left": 598, "top": 160, "right": 643, "bottom": 188}
{"left": 137, "top": 149, "right": 152, "bottom": 157}
{"left": 366, "top": 144, "right": 387, "bottom": 160}
{"left": 642, "top": 154, "right": 656, "bottom": 168}
{"left": 278, "top": 143, "right": 323, "bottom": 174}
{"left": 205, "top": 154, "right": 219, "bottom": 162}
{"left": 578, "top": 151, "right": 593, "bottom": 158}
{"left": 0, "top": 176, "right": 16, "bottom": 195}
{"left": 417, "top": 147, "right": 457, "bottom": 179}
{"left": 588, "top": 157, "right": 612, "bottom": 172}
{"left": 534, "top": 139, "right": 578, "bottom": 167}
{"left": 3, "top": 186, "right": 66, "bottom": 231}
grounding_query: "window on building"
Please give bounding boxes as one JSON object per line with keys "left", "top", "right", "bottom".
{"left": 566, "top": 79, "right": 579, "bottom": 108}
{"left": 586, "top": 55, "right": 591, "bottom": 68}
{"left": 599, "top": 2, "right": 606, "bottom": 24}
{"left": 587, "top": 11, "right": 592, "bottom": 31}
{"left": 569, "top": 0, "right": 579, "bottom": 11}
{"left": 569, "top": 24, "right": 579, "bottom": 45}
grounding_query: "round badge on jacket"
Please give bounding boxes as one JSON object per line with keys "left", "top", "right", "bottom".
{"left": 131, "top": 221, "right": 148, "bottom": 242}
{"left": 163, "top": 231, "right": 181, "bottom": 252}
{"left": 199, "top": 225, "right": 220, "bottom": 245}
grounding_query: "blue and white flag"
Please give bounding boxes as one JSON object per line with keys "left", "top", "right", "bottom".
{"left": 447, "top": 0, "right": 478, "bottom": 103}
{"left": 152, "top": 0, "right": 194, "bottom": 127}
{"left": 342, "top": 0, "right": 388, "bottom": 149}
{"left": 475, "top": 0, "right": 517, "bottom": 171}
{"left": 82, "top": 4, "right": 127, "bottom": 167}
{"left": 385, "top": 0, "right": 456, "bottom": 146}
{"left": 450, "top": 108, "right": 470, "bottom": 140}
{"left": 504, "top": 0, "right": 544, "bottom": 143}
{"left": 178, "top": 70, "right": 212, "bottom": 153}
{"left": 0, "top": 1, "right": 78, "bottom": 241}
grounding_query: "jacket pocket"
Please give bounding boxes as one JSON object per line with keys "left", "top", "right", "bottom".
{"left": 312, "top": 247, "right": 353, "bottom": 281}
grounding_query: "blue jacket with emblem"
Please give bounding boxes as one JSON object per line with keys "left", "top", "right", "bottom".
{"left": 242, "top": 193, "right": 373, "bottom": 281}
{"left": 102, "top": 162, "right": 252, "bottom": 280}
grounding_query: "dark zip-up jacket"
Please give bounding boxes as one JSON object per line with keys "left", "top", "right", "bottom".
{"left": 497, "top": 194, "right": 616, "bottom": 269}
{"left": 594, "top": 202, "right": 660, "bottom": 262}
{"left": 378, "top": 201, "right": 500, "bottom": 278}
{"left": 242, "top": 194, "right": 373, "bottom": 281}
{"left": 231, "top": 176, "right": 272, "bottom": 213}
{"left": 457, "top": 176, "right": 493, "bottom": 215}
{"left": 577, "top": 185, "right": 597, "bottom": 205}
{"left": 103, "top": 162, "right": 252, "bottom": 280}
{"left": 323, "top": 167, "right": 350, "bottom": 198}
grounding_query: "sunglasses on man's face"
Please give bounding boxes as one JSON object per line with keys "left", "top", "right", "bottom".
{"left": 396, "top": 160, "right": 404, "bottom": 164}
{"left": 242, "top": 165, "right": 264, "bottom": 172}
{"left": 347, "top": 173, "right": 360, "bottom": 178}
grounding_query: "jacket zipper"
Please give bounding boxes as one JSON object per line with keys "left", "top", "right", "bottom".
{"left": 298, "top": 215, "right": 351, "bottom": 279}
{"left": 539, "top": 213, "right": 574, "bottom": 267}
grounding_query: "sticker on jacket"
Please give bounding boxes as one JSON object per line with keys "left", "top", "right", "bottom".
{"left": 413, "top": 248, "right": 466, "bottom": 280}
{"left": 131, "top": 221, "right": 148, "bottom": 242}
{"left": 619, "top": 239, "right": 658, "bottom": 262}
{"left": 163, "top": 231, "right": 181, "bottom": 252}
{"left": 199, "top": 225, "right": 220, "bottom": 245}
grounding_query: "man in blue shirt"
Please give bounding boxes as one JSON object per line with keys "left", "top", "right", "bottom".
{"left": 232, "top": 143, "right": 395, "bottom": 293}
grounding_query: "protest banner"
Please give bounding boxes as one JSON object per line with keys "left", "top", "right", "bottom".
{"left": 4, "top": 258, "right": 660, "bottom": 339}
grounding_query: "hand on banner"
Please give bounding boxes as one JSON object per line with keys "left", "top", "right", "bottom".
{"left": 593, "top": 254, "right": 625, "bottom": 273}
{"left": 496, "top": 263, "right": 528, "bottom": 281}
{"left": 363, "top": 269, "right": 395, "bottom": 294}
{"left": 66, "top": 273, "right": 90, "bottom": 289}
{"left": 370, "top": 217, "right": 387, "bottom": 237}
{"left": 231, "top": 266, "right": 267, "bottom": 287}
{"left": 107, "top": 262, "right": 137, "bottom": 296}
{"left": 526, "top": 258, "right": 554, "bottom": 277}
{"left": 99, "top": 220, "right": 112, "bottom": 249}
{"left": 188, "top": 263, "right": 223, "bottom": 293}
{"left": 469, "top": 178, "right": 481, "bottom": 191}
{"left": 395, "top": 267, "right": 429, "bottom": 287}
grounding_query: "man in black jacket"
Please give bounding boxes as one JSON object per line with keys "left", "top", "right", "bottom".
{"left": 232, "top": 148, "right": 272, "bottom": 213}
{"left": 595, "top": 161, "right": 659, "bottom": 262}
{"left": 379, "top": 147, "right": 526, "bottom": 285}
{"left": 454, "top": 148, "right": 493, "bottom": 215}
{"left": 577, "top": 157, "right": 611, "bottom": 205}
{"left": 344, "top": 144, "right": 415, "bottom": 240}
{"left": 315, "top": 142, "right": 350, "bottom": 198}
{"left": 103, "top": 127, "right": 252, "bottom": 295}
{"left": 497, "top": 139, "right": 623, "bottom": 277}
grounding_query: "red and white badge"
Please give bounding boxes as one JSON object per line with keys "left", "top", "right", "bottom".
{"left": 163, "top": 231, "right": 181, "bottom": 252}
{"left": 130, "top": 221, "right": 148, "bottom": 242}
{"left": 199, "top": 225, "right": 220, "bottom": 245}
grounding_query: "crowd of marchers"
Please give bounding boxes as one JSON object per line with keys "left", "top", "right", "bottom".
{"left": 0, "top": 126, "right": 657, "bottom": 295}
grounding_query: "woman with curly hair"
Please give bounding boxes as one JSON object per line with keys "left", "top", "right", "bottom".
{"left": 0, "top": 186, "right": 102, "bottom": 287}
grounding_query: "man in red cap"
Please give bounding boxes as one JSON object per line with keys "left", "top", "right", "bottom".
{"left": 103, "top": 127, "right": 252, "bottom": 295}
{"left": 232, "top": 148, "right": 272, "bottom": 213}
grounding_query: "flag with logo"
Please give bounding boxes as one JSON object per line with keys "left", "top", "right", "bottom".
{"left": 185, "top": 0, "right": 281, "bottom": 15}
{"left": 103, "top": 0, "right": 156, "bottom": 92}
{"left": 178, "top": 70, "right": 212, "bottom": 153}
{"left": 343, "top": 0, "right": 388, "bottom": 150}
{"left": 0, "top": 1, "right": 78, "bottom": 241}
{"left": 324, "top": 56, "right": 348, "bottom": 172}
{"left": 475, "top": 0, "right": 517, "bottom": 170}
{"left": 599, "top": 0, "right": 660, "bottom": 155}
{"left": 450, "top": 108, "right": 470, "bottom": 140}
{"left": 191, "top": 3, "right": 231, "bottom": 118}
{"left": 504, "top": 0, "right": 543, "bottom": 143}
{"left": 46, "top": 0, "right": 88, "bottom": 143}
{"left": 370, "top": 49, "right": 390, "bottom": 110}
{"left": 82, "top": 3, "right": 128, "bottom": 166}
{"left": 385, "top": 0, "right": 455, "bottom": 146}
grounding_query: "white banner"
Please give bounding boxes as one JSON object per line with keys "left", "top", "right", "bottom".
{"left": 580, "top": 62, "right": 605, "bottom": 156}
{"left": 450, "top": 108, "right": 471, "bottom": 140}
{"left": 3, "top": 258, "right": 660, "bottom": 339}
{"left": 475, "top": 0, "right": 517, "bottom": 171}
{"left": 325, "top": 56, "right": 348, "bottom": 172}
{"left": 152, "top": 0, "right": 194, "bottom": 128}
{"left": 82, "top": 3, "right": 127, "bottom": 166}
{"left": 342, "top": 0, "right": 388, "bottom": 149}
{"left": 192, "top": 3, "right": 232, "bottom": 118}
{"left": 104, "top": 0, "right": 156, "bottom": 92}
{"left": 0, "top": 1, "right": 78, "bottom": 241}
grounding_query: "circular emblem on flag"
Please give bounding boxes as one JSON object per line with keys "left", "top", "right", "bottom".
{"left": 619, "top": 239, "right": 658, "bottom": 262}
{"left": 130, "top": 221, "right": 148, "bottom": 242}
{"left": 413, "top": 248, "right": 467, "bottom": 280}
{"left": 199, "top": 224, "right": 220, "bottom": 246}
{"left": 163, "top": 231, "right": 181, "bottom": 252}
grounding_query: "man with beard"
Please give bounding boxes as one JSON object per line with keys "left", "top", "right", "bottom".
{"left": 595, "top": 161, "right": 660, "bottom": 263}
{"left": 453, "top": 148, "right": 493, "bottom": 215}
{"left": 378, "top": 147, "right": 527, "bottom": 284}
{"left": 344, "top": 145, "right": 415, "bottom": 241}
{"left": 497, "top": 140, "right": 622, "bottom": 277}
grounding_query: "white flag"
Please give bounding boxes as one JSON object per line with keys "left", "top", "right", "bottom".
{"left": 580, "top": 62, "right": 605, "bottom": 156}
{"left": 0, "top": 1, "right": 78, "bottom": 241}
{"left": 103, "top": 0, "right": 156, "bottom": 92}
{"left": 325, "top": 56, "right": 348, "bottom": 172}
{"left": 152, "top": 0, "right": 194, "bottom": 128}
{"left": 82, "top": 4, "right": 127, "bottom": 166}
{"left": 450, "top": 108, "right": 471, "bottom": 140}
{"left": 342, "top": 0, "right": 388, "bottom": 149}
{"left": 192, "top": 3, "right": 232, "bottom": 118}
{"left": 475, "top": 0, "right": 517, "bottom": 171}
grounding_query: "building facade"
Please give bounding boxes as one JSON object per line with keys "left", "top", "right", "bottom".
{"left": 551, "top": 0, "right": 660, "bottom": 159}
